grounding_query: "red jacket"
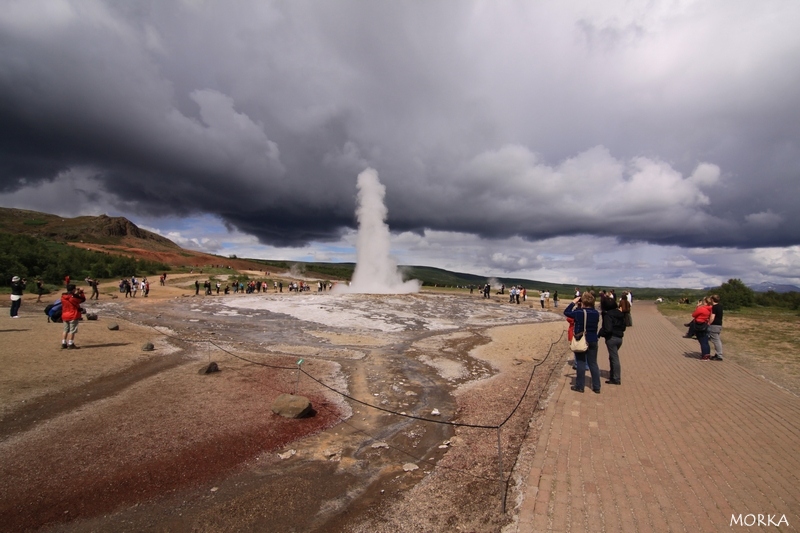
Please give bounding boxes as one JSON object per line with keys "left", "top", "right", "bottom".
{"left": 61, "top": 291, "right": 86, "bottom": 322}
{"left": 692, "top": 304, "right": 713, "bottom": 324}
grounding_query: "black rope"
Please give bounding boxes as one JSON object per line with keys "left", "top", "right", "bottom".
{"left": 114, "top": 309, "right": 565, "bottom": 430}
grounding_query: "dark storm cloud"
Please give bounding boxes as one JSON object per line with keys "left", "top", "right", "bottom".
{"left": 1, "top": 0, "right": 799, "bottom": 251}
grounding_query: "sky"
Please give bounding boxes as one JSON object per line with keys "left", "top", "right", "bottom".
{"left": 1, "top": 0, "right": 799, "bottom": 289}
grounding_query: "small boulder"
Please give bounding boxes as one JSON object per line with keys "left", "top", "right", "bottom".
{"left": 271, "top": 393, "right": 313, "bottom": 419}
{"left": 199, "top": 362, "right": 220, "bottom": 374}
{"left": 141, "top": 342, "right": 155, "bottom": 352}
{"left": 107, "top": 323, "right": 119, "bottom": 331}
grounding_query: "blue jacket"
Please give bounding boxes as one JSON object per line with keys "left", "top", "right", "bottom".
{"left": 564, "top": 303, "right": 600, "bottom": 343}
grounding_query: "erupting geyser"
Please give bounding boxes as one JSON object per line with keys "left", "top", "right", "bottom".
{"left": 338, "top": 168, "right": 421, "bottom": 294}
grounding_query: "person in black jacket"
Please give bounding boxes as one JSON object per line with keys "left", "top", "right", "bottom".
{"left": 600, "top": 296, "right": 629, "bottom": 384}
{"left": 10, "top": 276, "right": 26, "bottom": 318}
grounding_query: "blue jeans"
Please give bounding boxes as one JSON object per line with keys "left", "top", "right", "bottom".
{"left": 697, "top": 333, "right": 710, "bottom": 356}
{"left": 575, "top": 342, "right": 600, "bottom": 391}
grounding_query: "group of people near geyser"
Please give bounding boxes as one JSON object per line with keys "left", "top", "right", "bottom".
{"left": 566, "top": 290, "right": 724, "bottom": 394}
{"left": 118, "top": 276, "right": 150, "bottom": 298}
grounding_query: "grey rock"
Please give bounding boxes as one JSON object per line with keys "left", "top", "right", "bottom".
{"left": 107, "top": 323, "right": 119, "bottom": 331}
{"left": 141, "top": 342, "right": 155, "bottom": 351}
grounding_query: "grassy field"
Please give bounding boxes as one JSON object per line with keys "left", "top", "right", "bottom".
{"left": 657, "top": 302, "right": 800, "bottom": 396}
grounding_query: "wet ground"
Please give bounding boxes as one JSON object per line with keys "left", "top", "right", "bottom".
{"left": 4, "top": 291, "right": 563, "bottom": 532}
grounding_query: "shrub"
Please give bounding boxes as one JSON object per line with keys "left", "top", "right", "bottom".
{"left": 712, "top": 278, "right": 755, "bottom": 310}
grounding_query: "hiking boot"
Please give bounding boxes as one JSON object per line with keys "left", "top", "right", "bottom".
{"left": 700, "top": 354, "right": 711, "bottom": 361}
{"left": 710, "top": 355, "right": 723, "bottom": 361}
{"left": 61, "top": 344, "right": 68, "bottom": 349}
{"left": 67, "top": 344, "right": 79, "bottom": 350}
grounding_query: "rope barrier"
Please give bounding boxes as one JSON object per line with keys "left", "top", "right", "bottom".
{"left": 103, "top": 304, "right": 569, "bottom": 510}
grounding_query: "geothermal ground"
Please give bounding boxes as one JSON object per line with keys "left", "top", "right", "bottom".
{"left": 1, "top": 288, "right": 567, "bottom": 532}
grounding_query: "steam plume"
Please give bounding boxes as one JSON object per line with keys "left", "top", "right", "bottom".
{"left": 338, "top": 168, "right": 420, "bottom": 294}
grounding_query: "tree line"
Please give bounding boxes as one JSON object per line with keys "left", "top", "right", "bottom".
{"left": 0, "top": 234, "right": 169, "bottom": 289}
{"left": 717, "top": 278, "right": 800, "bottom": 310}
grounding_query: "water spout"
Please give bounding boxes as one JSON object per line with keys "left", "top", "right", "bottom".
{"left": 337, "top": 168, "right": 420, "bottom": 294}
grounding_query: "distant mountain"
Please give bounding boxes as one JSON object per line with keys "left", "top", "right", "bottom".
{"left": 748, "top": 282, "right": 800, "bottom": 293}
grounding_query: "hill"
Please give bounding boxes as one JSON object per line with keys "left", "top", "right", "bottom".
{"left": 0, "top": 207, "right": 269, "bottom": 271}
{"left": 0, "top": 208, "right": 178, "bottom": 250}
{"left": 748, "top": 281, "right": 800, "bottom": 294}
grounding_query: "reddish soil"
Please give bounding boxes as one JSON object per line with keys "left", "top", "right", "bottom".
{"left": 1, "top": 286, "right": 567, "bottom": 532}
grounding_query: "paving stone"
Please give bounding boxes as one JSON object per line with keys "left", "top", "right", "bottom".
{"left": 519, "top": 301, "right": 800, "bottom": 532}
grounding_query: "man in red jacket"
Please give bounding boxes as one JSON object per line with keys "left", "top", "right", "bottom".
{"left": 61, "top": 284, "right": 86, "bottom": 349}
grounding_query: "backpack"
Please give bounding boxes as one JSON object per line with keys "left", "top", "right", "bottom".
{"left": 45, "top": 299, "right": 63, "bottom": 323}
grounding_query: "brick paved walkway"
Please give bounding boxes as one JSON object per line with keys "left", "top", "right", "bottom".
{"left": 518, "top": 301, "right": 800, "bottom": 532}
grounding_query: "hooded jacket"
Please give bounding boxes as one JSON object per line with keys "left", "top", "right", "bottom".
{"left": 61, "top": 290, "right": 86, "bottom": 322}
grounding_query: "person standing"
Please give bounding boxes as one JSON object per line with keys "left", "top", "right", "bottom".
{"left": 539, "top": 290, "right": 545, "bottom": 309}
{"left": 195, "top": 279, "right": 200, "bottom": 296}
{"left": 35, "top": 278, "right": 44, "bottom": 302}
{"left": 600, "top": 296, "right": 628, "bottom": 385}
{"left": 60, "top": 284, "right": 86, "bottom": 349}
{"left": 709, "top": 294, "right": 724, "bottom": 361}
{"left": 691, "top": 297, "right": 714, "bottom": 360}
{"left": 86, "top": 277, "right": 99, "bottom": 300}
{"left": 565, "top": 292, "right": 601, "bottom": 393}
{"left": 553, "top": 290, "right": 559, "bottom": 308}
{"left": 622, "top": 291, "right": 633, "bottom": 327}
{"left": 10, "top": 276, "right": 26, "bottom": 318}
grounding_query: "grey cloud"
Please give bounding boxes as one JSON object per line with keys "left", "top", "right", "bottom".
{"left": 0, "top": 0, "right": 798, "bottom": 254}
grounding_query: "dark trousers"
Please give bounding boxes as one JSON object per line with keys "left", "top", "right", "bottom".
{"left": 606, "top": 336, "right": 623, "bottom": 382}
{"left": 697, "top": 333, "right": 710, "bottom": 356}
{"left": 10, "top": 299, "right": 21, "bottom": 317}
